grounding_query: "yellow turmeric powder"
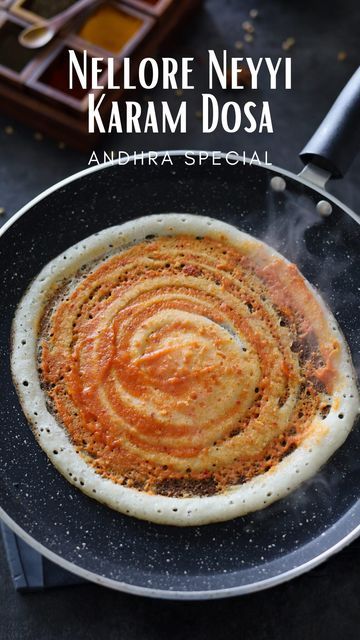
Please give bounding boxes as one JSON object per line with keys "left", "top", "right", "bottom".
{"left": 78, "top": 3, "right": 142, "bottom": 54}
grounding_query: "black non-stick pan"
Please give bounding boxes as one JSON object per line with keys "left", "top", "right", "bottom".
{"left": 1, "top": 69, "right": 360, "bottom": 599}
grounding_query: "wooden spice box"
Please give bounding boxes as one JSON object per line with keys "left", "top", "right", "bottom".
{"left": 0, "top": 0, "right": 202, "bottom": 149}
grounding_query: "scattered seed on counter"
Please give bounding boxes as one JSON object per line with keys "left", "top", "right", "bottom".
{"left": 282, "top": 37, "right": 296, "bottom": 51}
{"left": 242, "top": 20, "right": 254, "bottom": 33}
{"left": 234, "top": 40, "right": 244, "bottom": 50}
{"left": 244, "top": 33, "right": 254, "bottom": 43}
{"left": 5, "top": 126, "right": 14, "bottom": 135}
{"left": 337, "top": 51, "right": 347, "bottom": 61}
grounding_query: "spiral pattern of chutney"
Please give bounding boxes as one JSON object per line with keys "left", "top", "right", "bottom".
{"left": 40, "top": 233, "right": 340, "bottom": 498}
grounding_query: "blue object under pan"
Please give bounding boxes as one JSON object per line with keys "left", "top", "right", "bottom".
{"left": 1, "top": 521, "right": 86, "bottom": 591}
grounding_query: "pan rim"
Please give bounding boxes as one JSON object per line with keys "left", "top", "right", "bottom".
{"left": 0, "top": 150, "right": 359, "bottom": 244}
{"left": 1, "top": 149, "right": 359, "bottom": 599}
{"left": 1, "top": 506, "right": 359, "bottom": 599}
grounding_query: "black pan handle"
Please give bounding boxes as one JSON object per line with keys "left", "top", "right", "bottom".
{"left": 300, "top": 66, "right": 360, "bottom": 179}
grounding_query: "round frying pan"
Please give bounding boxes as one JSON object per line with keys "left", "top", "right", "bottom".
{"left": 1, "top": 70, "right": 360, "bottom": 600}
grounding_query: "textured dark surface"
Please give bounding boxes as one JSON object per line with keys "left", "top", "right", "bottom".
{"left": 0, "top": 0, "right": 360, "bottom": 637}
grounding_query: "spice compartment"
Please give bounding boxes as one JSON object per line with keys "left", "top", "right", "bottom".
{"left": 11, "top": 0, "right": 79, "bottom": 22}
{"left": 70, "top": 1, "right": 154, "bottom": 58}
{"left": 0, "top": 11, "right": 46, "bottom": 83}
{"left": 26, "top": 42, "right": 111, "bottom": 112}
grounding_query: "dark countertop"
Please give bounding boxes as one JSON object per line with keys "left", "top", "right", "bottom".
{"left": 0, "top": 543, "right": 360, "bottom": 640}
{"left": 1, "top": 0, "right": 360, "bottom": 638}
